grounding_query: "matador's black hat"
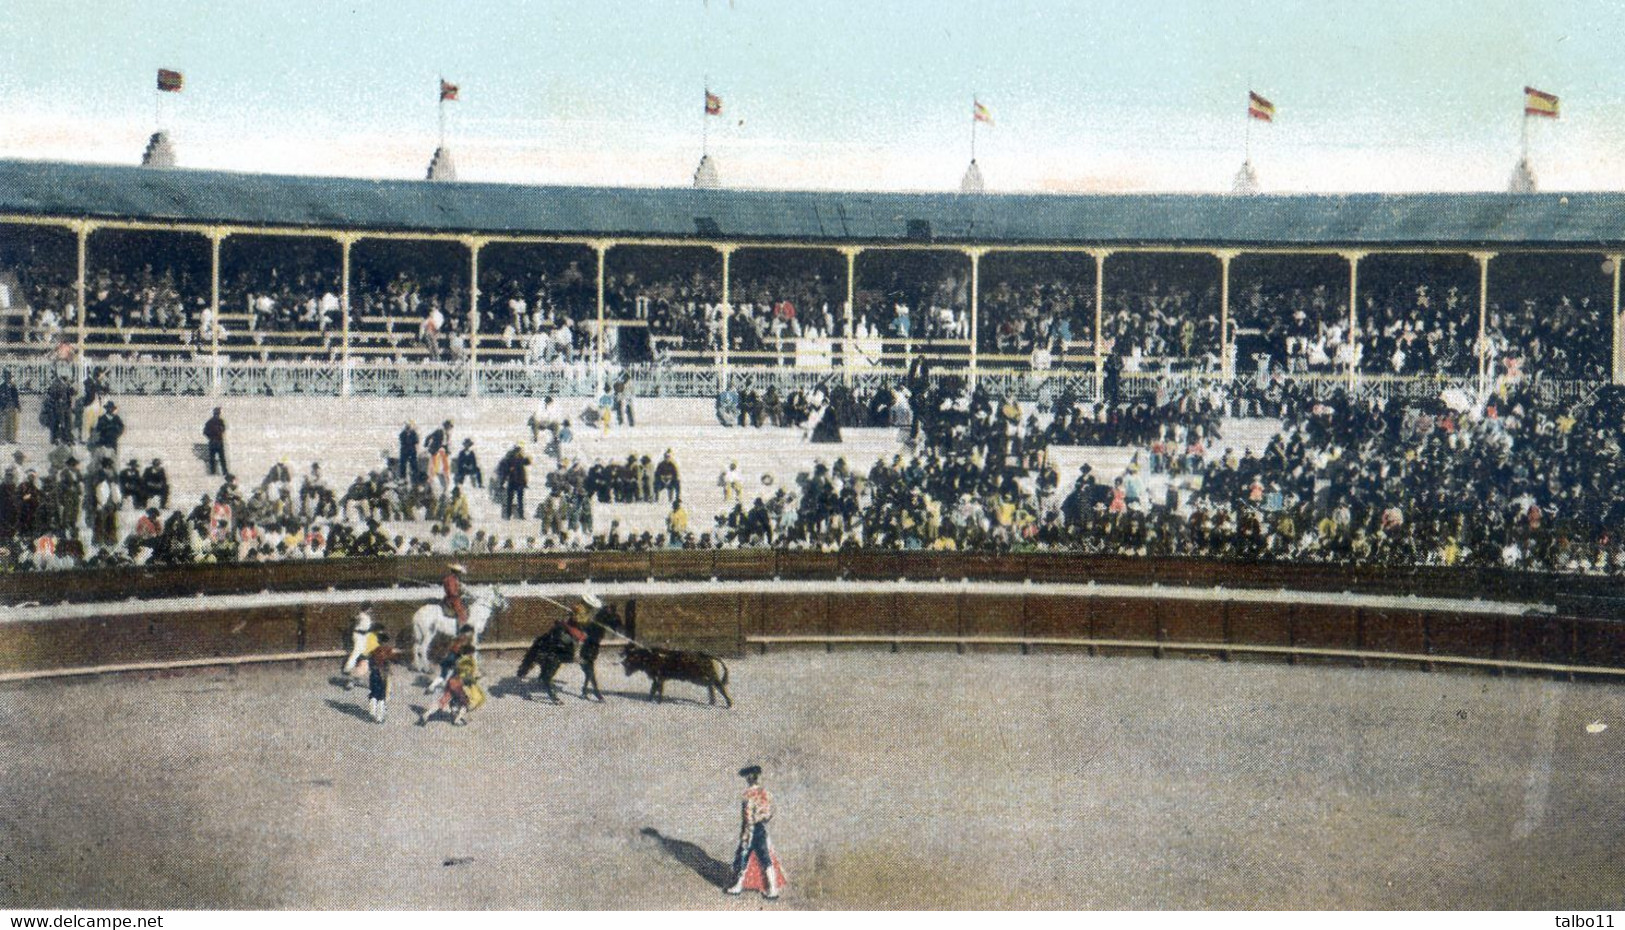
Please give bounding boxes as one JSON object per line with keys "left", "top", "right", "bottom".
{"left": 738, "top": 765, "right": 762, "bottom": 779}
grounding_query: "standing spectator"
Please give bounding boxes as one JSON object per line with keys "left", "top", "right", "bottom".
{"left": 721, "top": 461, "right": 743, "bottom": 503}
{"left": 547, "top": 419, "right": 574, "bottom": 463}
{"left": 0, "top": 467, "right": 18, "bottom": 539}
{"left": 79, "top": 370, "right": 108, "bottom": 443}
{"left": 91, "top": 469, "right": 121, "bottom": 547}
{"left": 398, "top": 422, "right": 420, "bottom": 482}
{"left": 90, "top": 402, "right": 124, "bottom": 460}
{"left": 613, "top": 372, "right": 636, "bottom": 427}
{"left": 43, "top": 376, "right": 75, "bottom": 446}
{"left": 454, "top": 439, "right": 482, "bottom": 488}
{"left": 203, "top": 407, "right": 228, "bottom": 476}
{"left": 420, "top": 305, "right": 444, "bottom": 359}
{"left": 498, "top": 443, "right": 531, "bottom": 520}
{"left": 56, "top": 457, "right": 83, "bottom": 540}
{"left": 0, "top": 372, "right": 19, "bottom": 444}
{"left": 425, "top": 420, "right": 453, "bottom": 461}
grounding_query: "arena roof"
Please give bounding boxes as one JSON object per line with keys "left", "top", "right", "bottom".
{"left": 1, "top": 158, "right": 1623, "bottom": 249}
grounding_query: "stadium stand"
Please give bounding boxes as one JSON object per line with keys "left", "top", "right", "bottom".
{"left": 1, "top": 160, "right": 1624, "bottom": 579}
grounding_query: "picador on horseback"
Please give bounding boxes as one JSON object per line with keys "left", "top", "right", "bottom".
{"left": 516, "top": 593, "right": 603, "bottom": 704}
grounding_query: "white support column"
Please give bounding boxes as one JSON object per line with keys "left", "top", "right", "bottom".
{"left": 594, "top": 241, "right": 609, "bottom": 396}
{"left": 842, "top": 247, "right": 859, "bottom": 383}
{"left": 1092, "top": 249, "right": 1109, "bottom": 397}
{"left": 466, "top": 236, "right": 483, "bottom": 397}
{"left": 73, "top": 222, "right": 91, "bottom": 360}
{"left": 1612, "top": 254, "right": 1624, "bottom": 385}
{"left": 1474, "top": 251, "right": 1495, "bottom": 393}
{"left": 1343, "top": 251, "right": 1364, "bottom": 391}
{"left": 338, "top": 234, "right": 354, "bottom": 397}
{"left": 1217, "top": 250, "right": 1236, "bottom": 382}
{"left": 718, "top": 245, "right": 734, "bottom": 372}
{"left": 207, "top": 229, "right": 225, "bottom": 396}
{"left": 967, "top": 247, "right": 984, "bottom": 383}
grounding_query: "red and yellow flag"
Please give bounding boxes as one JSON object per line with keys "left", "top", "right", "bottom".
{"left": 705, "top": 89, "right": 722, "bottom": 116}
{"left": 973, "top": 100, "right": 993, "bottom": 124}
{"left": 1524, "top": 86, "right": 1559, "bottom": 118}
{"left": 439, "top": 79, "right": 459, "bottom": 102}
{"left": 156, "top": 69, "right": 184, "bottom": 93}
{"left": 1247, "top": 90, "right": 1274, "bottom": 122}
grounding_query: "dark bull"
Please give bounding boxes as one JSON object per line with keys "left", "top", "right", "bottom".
{"left": 620, "top": 644, "right": 732, "bottom": 707}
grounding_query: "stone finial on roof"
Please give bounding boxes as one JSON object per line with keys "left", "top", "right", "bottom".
{"left": 1231, "top": 159, "right": 1260, "bottom": 195}
{"left": 427, "top": 146, "right": 458, "bottom": 182}
{"left": 693, "top": 154, "right": 720, "bottom": 189}
{"left": 1508, "top": 156, "right": 1538, "bottom": 194}
{"left": 141, "top": 132, "right": 176, "bottom": 169}
{"left": 960, "top": 159, "right": 985, "bottom": 194}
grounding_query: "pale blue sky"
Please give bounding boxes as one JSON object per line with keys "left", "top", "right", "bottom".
{"left": 0, "top": 0, "right": 1620, "bottom": 192}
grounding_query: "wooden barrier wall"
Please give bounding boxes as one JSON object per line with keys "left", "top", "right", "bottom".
{"left": 4, "top": 587, "right": 1624, "bottom": 680}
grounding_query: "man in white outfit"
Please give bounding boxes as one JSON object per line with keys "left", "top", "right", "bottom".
{"left": 343, "top": 602, "right": 376, "bottom": 689}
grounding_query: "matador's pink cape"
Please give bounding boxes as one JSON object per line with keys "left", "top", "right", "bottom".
{"left": 737, "top": 841, "right": 787, "bottom": 895}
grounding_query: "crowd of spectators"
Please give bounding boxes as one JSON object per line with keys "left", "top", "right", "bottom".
{"left": 1232, "top": 279, "right": 1353, "bottom": 377}
{"left": 1483, "top": 295, "right": 1610, "bottom": 382}
{"left": 478, "top": 261, "right": 594, "bottom": 364}
{"left": 727, "top": 266, "right": 844, "bottom": 356}
{"left": 4, "top": 239, "right": 1620, "bottom": 384}
{"left": 609, "top": 266, "right": 719, "bottom": 359}
{"left": 852, "top": 263, "right": 970, "bottom": 347}
{"left": 8, "top": 364, "right": 1625, "bottom": 579}
{"left": 1101, "top": 272, "right": 1223, "bottom": 373}
{"left": 1353, "top": 281, "right": 1476, "bottom": 377}
{"left": 978, "top": 276, "right": 1092, "bottom": 365}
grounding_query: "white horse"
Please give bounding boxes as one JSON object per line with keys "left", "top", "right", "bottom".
{"left": 410, "top": 587, "right": 509, "bottom": 672}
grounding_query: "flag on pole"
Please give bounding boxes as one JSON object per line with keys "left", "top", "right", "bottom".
{"left": 705, "top": 90, "right": 723, "bottom": 116}
{"left": 156, "top": 69, "right": 184, "bottom": 93}
{"left": 1524, "top": 86, "right": 1559, "bottom": 118}
{"left": 1247, "top": 91, "right": 1275, "bottom": 122}
{"left": 440, "top": 79, "right": 460, "bottom": 102}
{"left": 973, "top": 100, "right": 993, "bottom": 124}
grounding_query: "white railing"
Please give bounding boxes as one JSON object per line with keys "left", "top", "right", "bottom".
{"left": 476, "top": 360, "right": 599, "bottom": 398}
{"left": 89, "top": 358, "right": 213, "bottom": 396}
{"left": 0, "top": 353, "right": 1614, "bottom": 405}
{"left": 219, "top": 360, "right": 345, "bottom": 397}
{"left": 348, "top": 360, "right": 470, "bottom": 397}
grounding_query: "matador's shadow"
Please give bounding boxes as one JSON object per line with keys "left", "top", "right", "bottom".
{"left": 640, "top": 827, "right": 732, "bottom": 889}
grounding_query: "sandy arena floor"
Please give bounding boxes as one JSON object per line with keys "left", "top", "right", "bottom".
{"left": 1, "top": 649, "right": 1623, "bottom": 910}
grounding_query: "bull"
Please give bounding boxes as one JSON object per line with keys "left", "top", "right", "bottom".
{"left": 620, "top": 644, "right": 732, "bottom": 707}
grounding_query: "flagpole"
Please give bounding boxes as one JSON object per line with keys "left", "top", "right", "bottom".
{"left": 970, "top": 99, "right": 977, "bottom": 162}
{"left": 703, "top": 76, "right": 710, "bottom": 157}
{"left": 1245, "top": 83, "right": 1253, "bottom": 163}
{"left": 1520, "top": 109, "right": 1529, "bottom": 163}
{"left": 438, "top": 78, "right": 447, "bottom": 149}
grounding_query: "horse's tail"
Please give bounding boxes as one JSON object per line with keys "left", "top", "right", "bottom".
{"left": 516, "top": 638, "right": 543, "bottom": 679}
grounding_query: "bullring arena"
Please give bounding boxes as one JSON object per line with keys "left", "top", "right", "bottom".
{"left": 3, "top": 162, "right": 1625, "bottom": 909}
